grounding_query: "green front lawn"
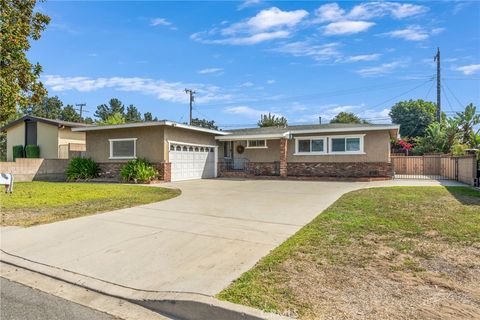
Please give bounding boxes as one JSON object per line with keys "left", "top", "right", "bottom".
{"left": 0, "top": 182, "right": 180, "bottom": 226}
{"left": 218, "top": 186, "right": 480, "bottom": 319}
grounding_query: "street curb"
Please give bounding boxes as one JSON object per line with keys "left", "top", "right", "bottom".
{"left": 0, "top": 250, "right": 292, "bottom": 320}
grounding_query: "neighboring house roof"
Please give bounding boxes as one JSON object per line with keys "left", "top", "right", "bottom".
{"left": 1, "top": 115, "right": 92, "bottom": 132}
{"left": 71, "top": 120, "right": 229, "bottom": 135}
{"left": 216, "top": 123, "right": 400, "bottom": 140}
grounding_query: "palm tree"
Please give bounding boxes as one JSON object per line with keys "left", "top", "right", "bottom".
{"left": 455, "top": 103, "right": 480, "bottom": 145}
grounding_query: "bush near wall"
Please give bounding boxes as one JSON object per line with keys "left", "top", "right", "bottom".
{"left": 12, "top": 145, "right": 25, "bottom": 160}
{"left": 66, "top": 157, "right": 101, "bottom": 181}
{"left": 25, "top": 145, "right": 40, "bottom": 158}
{"left": 120, "top": 158, "right": 158, "bottom": 183}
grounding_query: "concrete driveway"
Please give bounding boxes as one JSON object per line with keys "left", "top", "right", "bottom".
{"left": 0, "top": 179, "right": 463, "bottom": 296}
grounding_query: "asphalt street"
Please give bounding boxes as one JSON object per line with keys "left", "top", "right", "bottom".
{"left": 0, "top": 277, "right": 117, "bottom": 320}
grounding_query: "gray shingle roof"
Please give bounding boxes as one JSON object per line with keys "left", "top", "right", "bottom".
{"left": 1, "top": 115, "right": 92, "bottom": 132}
{"left": 225, "top": 123, "right": 397, "bottom": 135}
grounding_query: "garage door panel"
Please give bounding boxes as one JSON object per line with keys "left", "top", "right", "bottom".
{"left": 170, "top": 143, "right": 216, "bottom": 181}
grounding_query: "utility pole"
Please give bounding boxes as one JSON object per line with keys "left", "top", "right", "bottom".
{"left": 75, "top": 103, "right": 86, "bottom": 119}
{"left": 434, "top": 47, "right": 441, "bottom": 122}
{"left": 184, "top": 89, "right": 196, "bottom": 125}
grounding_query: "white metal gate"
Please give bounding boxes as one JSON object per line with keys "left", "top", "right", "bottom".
{"left": 169, "top": 143, "right": 216, "bottom": 181}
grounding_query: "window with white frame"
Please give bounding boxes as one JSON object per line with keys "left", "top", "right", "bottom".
{"left": 246, "top": 139, "right": 267, "bottom": 148}
{"left": 295, "top": 137, "right": 326, "bottom": 154}
{"left": 329, "top": 136, "right": 363, "bottom": 153}
{"left": 109, "top": 138, "right": 137, "bottom": 159}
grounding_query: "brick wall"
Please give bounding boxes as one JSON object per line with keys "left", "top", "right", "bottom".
{"left": 247, "top": 162, "right": 279, "bottom": 176}
{"left": 97, "top": 161, "right": 171, "bottom": 181}
{"left": 287, "top": 162, "right": 394, "bottom": 178}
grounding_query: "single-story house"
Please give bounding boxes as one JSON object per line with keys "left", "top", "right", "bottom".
{"left": 1, "top": 115, "right": 89, "bottom": 161}
{"left": 72, "top": 121, "right": 399, "bottom": 182}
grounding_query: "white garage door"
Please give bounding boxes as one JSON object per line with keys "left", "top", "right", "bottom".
{"left": 169, "top": 143, "right": 216, "bottom": 181}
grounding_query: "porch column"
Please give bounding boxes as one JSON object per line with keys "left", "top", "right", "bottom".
{"left": 279, "top": 138, "right": 288, "bottom": 178}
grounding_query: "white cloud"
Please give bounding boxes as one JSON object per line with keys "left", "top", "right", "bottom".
{"left": 348, "top": 2, "right": 428, "bottom": 20}
{"left": 43, "top": 75, "right": 232, "bottom": 104}
{"left": 323, "top": 20, "right": 375, "bottom": 35}
{"left": 381, "top": 25, "right": 444, "bottom": 41}
{"left": 456, "top": 64, "right": 480, "bottom": 75}
{"left": 344, "top": 53, "right": 381, "bottom": 62}
{"left": 237, "top": 0, "right": 262, "bottom": 10}
{"left": 197, "top": 68, "right": 223, "bottom": 74}
{"left": 314, "top": 3, "right": 345, "bottom": 23}
{"left": 191, "top": 30, "right": 290, "bottom": 45}
{"left": 238, "top": 81, "right": 254, "bottom": 87}
{"left": 266, "top": 79, "right": 276, "bottom": 84}
{"left": 191, "top": 7, "right": 308, "bottom": 45}
{"left": 275, "top": 41, "right": 341, "bottom": 61}
{"left": 150, "top": 18, "right": 172, "bottom": 27}
{"left": 224, "top": 106, "right": 281, "bottom": 119}
{"left": 356, "top": 61, "right": 406, "bottom": 77}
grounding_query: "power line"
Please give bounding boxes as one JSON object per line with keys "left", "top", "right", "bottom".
{"left": 442, "top": 78, "right": 464, "bottom": 108}
{"left": 367, "top": 79, "right": 433, "bottom": 109}
{"left": 197, "top": 78, "right": 432, "bottom": 110}
{"left": 441, "top": 84, "right": 455, "bottom": 113}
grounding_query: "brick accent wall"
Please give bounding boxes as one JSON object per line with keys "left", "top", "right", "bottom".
{"left": 287, "top": 162, "right": 393, "bottom": 178}
{"left": 98, "top": 161, "right": 171, "bottom": 181}
{"left": 247, "top": 162, "right": 279, "bottom": 176}
{"left": 279, "top": 138, "right": 288, "bottom": 177}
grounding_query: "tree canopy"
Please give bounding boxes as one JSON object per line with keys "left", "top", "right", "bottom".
{"left": 191, "top": 118, "right": 218, "bottom": 130}
{"left": 94, "top": 98, "right": 125, "bottom": 121}
{"left": 389, "top": 99, "right": 436, "bottom": 138}
{"left": 258, "top": 113, "right": 288, "bottom": 128}
{"left": 0, "top": 0, "right": 51, "bottom": 123}
{"left": 330, "top": 112, "right": 368, "bottom": 124}
{"left": 125, "top": 104, "right": 142, "bottom": 122}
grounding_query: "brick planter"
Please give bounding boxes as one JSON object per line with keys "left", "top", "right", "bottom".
{"left": 287, "top": 162, "right": 393, "bottom": 178}
{"left": 97, "top": 162, "right": 171, "bottom": 181}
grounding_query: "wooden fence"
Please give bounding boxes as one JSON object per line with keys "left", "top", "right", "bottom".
{"left": 391, "top": 154, "right": 477, "bottom": 185}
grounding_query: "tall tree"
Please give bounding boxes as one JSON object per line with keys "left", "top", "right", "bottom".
{"left": 191, "top": 118, "right": 218, "bottom": 130}
{"left": 258, "top": 113, "right": 288, "bottom": 128}
{"left": 330, "top": 112, "right": 368, "bottom": 124}
{"left": 0, "top": 0, "right": 50, "bottom": 122}
{"left": 26, "top": 96, "right": 63, "bottom": 119}
{"left": 389, "top": 99, "right": 436, "bottom": 138}
{"left": 455, "top": 103, "right": 480, "bottom": 145}
{"left": 60, "top": 104, "right": 82, "bottom": 122}
{"left": 125, "top": 104, "right": 142, "bottom": 123}
{"left": 97, "top": 112, "right": 126, "bottom": 125}
{"left": 143, "top": 112, "right": 154, "bottom": 121}
{"left": 94, "top": 98, "right": 125, "bottom": 121}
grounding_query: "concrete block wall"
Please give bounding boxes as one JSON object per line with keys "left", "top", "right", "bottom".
{"left": 0, "top": 159, "right": 69, "bottom": 182}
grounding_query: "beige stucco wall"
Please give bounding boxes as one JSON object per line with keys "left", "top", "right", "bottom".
{"left": 219, "top": 130, "right": 391, "bottom": 163}
{"left": 7, "top": 122, "right": 25, "bottom": 161}
{"left": 288, "top": 130, "right": 391, "bottom": 163}
{"left": 85, "top": 126, "right": 164, "bottom": 163}
{"left": 6, "top": 122, "right": 25, "bottom": 161}
{"left": 58, "top": 127, "right": 86, "bottom": 146}
{"left": 163, "top": 126, "right": 217, "bottom": 162}
{"left": 37, "top": 122, "right": 59, "bottom": 159}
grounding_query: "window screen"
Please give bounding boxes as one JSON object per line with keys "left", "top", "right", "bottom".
{"left": 331, "top": 138, "right": 346, "bottom": 152}
{"left": 111, "top": 140, "right": 135, "bottom": 158}
{"left": 298, "top": 140, "right": 310, "bottom": 152}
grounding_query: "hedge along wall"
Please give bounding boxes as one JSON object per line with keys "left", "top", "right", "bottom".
{"left": 25, "top": 145, "right": 40, "bottom": 158}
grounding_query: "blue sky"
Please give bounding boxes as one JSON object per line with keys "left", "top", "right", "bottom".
{"left": 32, "top": 1, "right": 479, "bottom": 127}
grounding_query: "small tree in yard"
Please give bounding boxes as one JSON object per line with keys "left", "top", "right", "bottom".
{"left": 258, "top": 113, "right": 287, "bottom": 127}
{"left": 455, "top": 103, "right": 480, "bottom": 146}
{"left": 389, "top": 99, "right": 436, "bottom": 138}
{"left": 330, "top": 112, "right": 368, "bottom": 124}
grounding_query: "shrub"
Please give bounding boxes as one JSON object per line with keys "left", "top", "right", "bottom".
{"left": 12, "top": 145, "right": 24, "bottom": 160}
{"left": 451, "top": 143, "right": 469, "bottom": 156}
{"left": 120, "top": 158, "right": 158, "bottom": 183}
{"left": 25, "top": 145, "right": 40, "bottom": 158}
{"left": 66, "top": 157, "right": 100, "bottom": 181}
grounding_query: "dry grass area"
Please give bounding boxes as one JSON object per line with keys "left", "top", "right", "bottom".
{"left": 0, "top": 182, "right": 180, "bottom": 226}
{"left": 218, "top": 186, "right": 480, "bottom": 320}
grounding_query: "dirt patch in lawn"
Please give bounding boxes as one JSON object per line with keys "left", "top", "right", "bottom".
{"left": 283, "top": 237, "right": 480, "bottom": 320}
{"left": 218, "top": 186, "right": 480, "bottom": 319}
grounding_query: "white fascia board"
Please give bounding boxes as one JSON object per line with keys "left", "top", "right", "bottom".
{"left": 290, "top": 125, "right": 400, "bottom": 135}
{"left": 168, "top": 140, "right": 218, "bottom": 148}
{"left": 215, "top": 132, "right": 288, "bottom": 141}
{"left": 72, "top": 120, "right": 228, "bottom": 135}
